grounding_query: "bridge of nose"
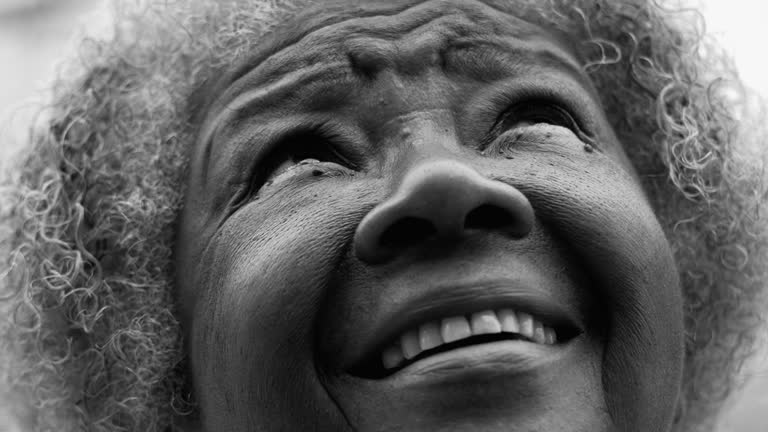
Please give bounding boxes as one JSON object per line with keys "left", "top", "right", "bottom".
{"left": 374, "top": 109, "right": 464, "bottom": 174}
{"left": 346, "top": 26, "right": 467, "bottom": 153}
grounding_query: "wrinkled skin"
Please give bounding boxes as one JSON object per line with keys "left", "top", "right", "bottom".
{"left": 175, "top": 0, "right": 684, "bottom": 430}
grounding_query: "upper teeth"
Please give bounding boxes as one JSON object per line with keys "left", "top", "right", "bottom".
{"left": 381, "top": 309, "right": 557, "bottom": 370}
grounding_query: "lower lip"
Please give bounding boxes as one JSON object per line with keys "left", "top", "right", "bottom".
{"left": 384, "top": 339, "right": 570, "bottom": 386}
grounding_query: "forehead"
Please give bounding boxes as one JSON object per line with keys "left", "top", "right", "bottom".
{"left": 209, "top": 0, "right": 585, "bottom": 108}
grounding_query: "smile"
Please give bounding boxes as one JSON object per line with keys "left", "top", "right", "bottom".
{"left": 345, "top": 277, "right": 585, "bottom": 380}
{"left": 380, "top": 308, "right": 558, "bottom": 372}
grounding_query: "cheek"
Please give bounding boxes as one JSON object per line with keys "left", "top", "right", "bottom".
{"left": 186, "top": 180, "right": 373, "bottom": 428}
{"left": 505, "top": 146, "right": 684, "bottom": 430}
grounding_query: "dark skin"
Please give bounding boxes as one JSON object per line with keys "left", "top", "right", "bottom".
{"left": 175, "top": 0, "right": 684, "bottom": 430}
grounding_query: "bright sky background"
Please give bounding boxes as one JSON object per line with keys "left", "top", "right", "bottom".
{"left": 701, "top": 0, "right": 768, "bottom": 97}
{"left": 0, "top": 1, "right": 767, "bottom": 431}
{"left": 687, "top": 4, "right": 768, "bottom": 429}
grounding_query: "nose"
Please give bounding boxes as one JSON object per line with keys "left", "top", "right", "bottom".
{"left": 354, "top": 159, "right": 534, "bottom": 263}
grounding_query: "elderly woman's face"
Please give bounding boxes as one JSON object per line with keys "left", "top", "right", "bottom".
{"left": 176, "top": 0, "right": 684, "bottom": 430}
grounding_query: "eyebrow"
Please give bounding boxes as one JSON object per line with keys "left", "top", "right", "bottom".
{"left": 216, "top": 1, "right": 424, "bottom": 97}
{"left": 209, "top": 0, "right": 587, "bottom": 105}
{"left": 207, "top": 34, "right": 588, "bottom": 134}
{"left": 196, "top": 2, "right": 596, "bottom": 184}
{"left": 445, "top": 36, "right": 586, "bottom": 83}
{"left": 198, "top": 42, "right": 591, "bottom": 190}
{"left": 192, "top": 3, "right": 422, "bottom": 176}
{"left": 197, "top": 61, "right": 355, "bottom": 181}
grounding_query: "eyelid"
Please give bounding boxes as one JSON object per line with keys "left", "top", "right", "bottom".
{"left": 237, "top": 123, "right": 361, "bottom": 203}
{"left": 501, "top": 100, "right": 576, "bottom": 128}
{"left": 479, "top": 100, "right": 595, "bottom": 155}
{"left": 500, "top": 99, "right": 595, "bottom": 143}
{"left": 474, "top": 79, "right": 600, "bottom": 149}
{"left": 299, "top": 122, "right": 365, "bottom": 169}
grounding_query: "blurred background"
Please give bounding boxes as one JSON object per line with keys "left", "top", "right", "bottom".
{"left": 0, "top": 0, "right": 767, "bottom": 431}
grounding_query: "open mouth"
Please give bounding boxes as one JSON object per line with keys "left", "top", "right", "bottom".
{"left": 350, "top": 307, "right": 581, "bottom": 379}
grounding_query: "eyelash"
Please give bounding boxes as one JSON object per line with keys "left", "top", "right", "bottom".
{"left": 241, "top": 101, "right": 589, "bottom": 202}
{"left": 246, "top": 130, "right": 355, "bottom": 199}
{"left": 482, "top": 99, "right": 592, "bottom": 151}
{"left": 503, "top": 101, "right": 579, "bottom": 130}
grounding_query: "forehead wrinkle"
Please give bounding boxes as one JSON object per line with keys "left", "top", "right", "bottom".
{"left": 445, "top": 37, "right": 587, "bottom": 87}
{"left": 222, "top": 62, "right": 352, "bottom": 124}
{"left": 198, "top": 61, "right": 353, "bottom": 184}
{"left": 198, "top": 0, "right": 593, "bottom": 182}
{"left": 215, "top": 1, "right": 425, "bottom": 105}
{"left": 215, "top": 0, "right": 582, "bottom": 105}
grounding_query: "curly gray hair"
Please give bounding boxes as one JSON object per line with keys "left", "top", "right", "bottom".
{"left": 1, "top": 1, "right": 766, "bottom": 431}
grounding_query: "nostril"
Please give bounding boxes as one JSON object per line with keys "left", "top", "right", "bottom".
{"left": 465, "top": 204, "right": 514, "bottom": 231}
{"left": 379, "top": 217, "right": 437, "bottom": 250}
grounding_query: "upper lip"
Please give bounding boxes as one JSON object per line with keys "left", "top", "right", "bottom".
{"left": 343, "top": 277, "right": 584, "bottom": 377}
